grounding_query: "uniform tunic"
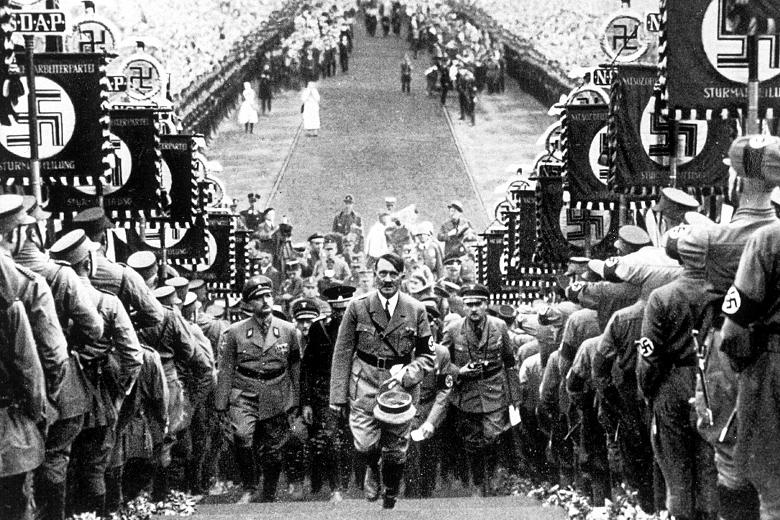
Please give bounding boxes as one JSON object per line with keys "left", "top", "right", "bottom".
{"left": 722, "top": 222, "right": 780, "bottom": 518}
{"left": 330, "top": 292, "right": 433, "bottom": 460}
{"left": 215, "top": 316, "right": 301, "bottom": 449}
{"left": 442, "top": 315, "right": 520, "bottom": 451}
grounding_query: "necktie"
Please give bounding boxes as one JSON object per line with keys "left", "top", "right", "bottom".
{"left": 474, "top": 325, "right": 482, "bottom": 340}
{"left": 384, "top": 300, "right": 391, "bottom": 322}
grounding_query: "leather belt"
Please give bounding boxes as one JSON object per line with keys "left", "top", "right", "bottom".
{"left": 460, "top": 364, "right": 502, "bottom": 381}
{"left": 236, "top": 365, "right": 285, "bottom": 380}
{"left": 356, "top": 350, "right": 411, "bottom": 369}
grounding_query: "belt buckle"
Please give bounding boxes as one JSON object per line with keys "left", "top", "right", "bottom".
{"left": 377, "top": 357, "right": 388, "bottom": 369}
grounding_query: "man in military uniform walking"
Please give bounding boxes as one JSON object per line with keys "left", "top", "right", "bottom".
{"left": 300, "top": 286, "right": 355, "bottom": 502}
{"left": 330, "top": 253, "right": 435, "bottom": 509}
{"left": 441, "top": 283, "right": 521, "bottom": 496}
{"left": 215, "top": 275, "right": 301, "bottom": 503}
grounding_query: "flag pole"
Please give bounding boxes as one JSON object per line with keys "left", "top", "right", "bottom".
{"left": 23, "top": 35, "right": 41, "bottom": 205}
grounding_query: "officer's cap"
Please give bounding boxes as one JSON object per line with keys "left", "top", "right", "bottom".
{"left": 22, "top": 195, "right": 50, "bottom": 221}
{"left": 459, "top": 283, "right": 490, "bottom": 303}
{"left": 50, "top": 229, "right": 99, "bottom": 266}
{"left": 442, "top": 253, "right": 462, "bottom": 266}
{"left": 683, "top": 211, "right": 715, "bottom": 227}
{"left": 497, "top": 304, "right": 517, "bottom": 321}
{"left": 292, "top": 298, "right": 321, "bottom": 320}
{"left": 308, "top": 232, "right": 325, "bottom": 243}
{"left": 182, "top": 292, "right": 198, "bottom": 309}
{"left": 189, "top": 279, "right": 206, "bottom": 291}
{"left": 447, "top": 200, "right": 464, "bottom": 213}
{"left": 292, "top": 242, "right": 308, "bottom": 252}
{"left": 72, "top": 207, "right": 113, "bottom": 237}
{"left": 344, "top": 193, "right": 354, "bottom": 203}
{"left": 285, "top": 259, "right": 302, "bottom": 270}
{"left": 0, "top": 194, "right": 28, "bottom": 232}
{"left": 652, "top": 187, "right": 699, "bottom": 216}
{"left": 727, "top": 135, "right": 780, "bottom": 186}
{"left": 242, "top": 275, "right": 274, "bottom": 301}
{"left": 614, "top": 225, "right": 651, "bottom": 252}
{"left": 165, "top": 276, "right": 190, "bottom": 289}
{"left": 127, "top": 250, "right": 157, "bottom": 271}
{"left": 537, "top": 304, "right": 562, "bottom": 326}
{"left": 564, "top": 256, "right": 590, "bottom": 276}
{"left": 153, "top": 285, "right": 181, "bottom": 306}
{"left": 434, "top": 280, "right": 461, "bottom": 298}
{"left": 322, "top": 284, "right": 356, "bottom": 308}
{"left": 302, "top": 276, "right": 317, "bottom": 288}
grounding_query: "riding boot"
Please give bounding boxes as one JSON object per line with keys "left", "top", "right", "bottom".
{"left": 357, "top": 450, "right": 380, "bottom": 501}
{"left": 234, "top": 446, "right": 257, "bottom": 492}
{"left": 151, "top": 466, "right": 169, "bottom": 502}
{"left": 483, "top": 449, "right": 499, "bottom": 496}
{"left": 36, "top": 479, "right": 66, "bottom": 520}
{"left": 381, "top": 461, "right": 405, "bottom": 509}
{"left": 469, "top": 452, "right": 486, "bottom": 496}
{"left": 260, "top": 458, "right": 282, "bottom": 502}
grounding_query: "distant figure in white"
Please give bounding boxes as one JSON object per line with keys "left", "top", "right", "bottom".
{"left": 301, "top": 81, "right": 321, "bottom": 137}
{"left": 238, "top": 81, "right": 259, "bottom": 134}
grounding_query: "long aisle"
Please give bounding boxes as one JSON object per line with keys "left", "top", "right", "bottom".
{"left": 269, "top": 20, "right": 488, "bottom": 235}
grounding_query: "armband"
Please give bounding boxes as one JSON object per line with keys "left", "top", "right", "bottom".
{"left": 415, "top": 335, "right": 435, "bottom": 356}
{"left": 436, "top": 373, "right": 455, "bottom": 389}
{"left": 565, "top": 281, "right": 585, "bottom": 303}
{"left": 722, "top": 285, "right": 761, "bottom": 328}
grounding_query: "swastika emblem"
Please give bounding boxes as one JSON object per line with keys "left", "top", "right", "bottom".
{"left": 141, "top": 225, "right": 186, "bottom": 250}
{"left": 0, "top": 76, "right": 75, "bottom": 159}
{"left": 702, "top": 0, "right": 780, "bottom": 83}
{"left": 722, "top": 286, "right": 741, "bottom": 315}
{"left": 70, "top": 20, "right": 116, "bottom": 53}
{"left": 559, "top": 207, "right": 611, "bottom": 249}
{"left": 601, "top": 11, "right": 650, "bottom": 63}
{"left": 123, "top": 55, "right": 163, "bottom": 101}
{"left": 640, "top": 98, "right": 707, "bottom": 166}
{"left": 587, "top": 124, "right": 610, "bottom": 186}
{"left": 636, "top": 337, "right": 655, "bottom": 357}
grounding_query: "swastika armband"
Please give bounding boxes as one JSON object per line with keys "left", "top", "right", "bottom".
{"left": 566, "top": 281, "right": 586, "bottom": 302}
{"left": 635, "top": 337, "right": 655, "bottom": 358}
{"left": 722, "top": 286, "right": 761, "bottom": 328}
{"left": 436, "top": 373, "right": 454, "bottom": 389}
{"left": 415, "top": 335, "right": 435, "bottom": 356}
{"left": 603, "top": 257, "right": 622, "bottom": 283}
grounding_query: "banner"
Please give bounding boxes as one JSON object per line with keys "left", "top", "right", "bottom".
{"left": 177, "top": 213, "right": 237, "bottom": 291}
{"left": 661, "top": 0, "right": 780, "bottom": 117}
{"left": 563, "top": 104, "right": 615, "bottom": 204}
{"left": 0, "top": 53, "right": 107, "bottom": 185}
{"left": 609, "top": 64, "right": 733, "bottom": 191}
{"left": 534, "top": 175, "right": 618, "bottom": 264}
{"left": 112, "top": 222, "right": 206, "bottom": 265}
{"left": 160, "top": 134, "right": 200, "bottom": 224}
{"left": 47, "top": 110, "right": 162, "bottom": 219}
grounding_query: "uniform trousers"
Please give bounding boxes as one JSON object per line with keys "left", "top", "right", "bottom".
{"left": 349, "top": 406, "right": 410, "bottom": 463}
{"left": 309, "top": 403, "right": 350, "bottom": 492}
{"left": 68, "top": 424, "right": 115, "bottom": 516}
{"left": 651, "top": 367, "right": 718, "bottom": 518}
{"left": 35, "top": 414, "right": 83, "bottom": 520}
{"left": 453, "top": 407, "right": 507, "bottom": 490}
{"left": 404, "top": 399, "right": 441, "bottom": 497}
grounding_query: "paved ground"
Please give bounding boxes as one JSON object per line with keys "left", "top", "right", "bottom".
{"left": 208, "top": 18, "right": 552, "bottom": 240}
{"left": 191, "top": 496, "right": 564, "bottom": 520}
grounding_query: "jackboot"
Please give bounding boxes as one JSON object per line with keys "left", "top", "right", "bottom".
{"left": 469, "top": 452, "right": 486, "bottom": 497}
{"left": 483, "top": 450, "right": 499, "bottom": 497}
{"left": 151, "top": 466, "right": 169, "bottom": 502}
{"left": 260, "top": 459, "right": 282, "bottom": 502}
{"left": 234, "top": 446, "right": 257, "bottom": 492}
{"left": 381, "top": 461, "right": 405, "bottom": 509}
{"left": 35, "top": 480, "right": 66, "bottom": 520}
{"left": 357, "top": 450, "right": 381, "bottom": 501}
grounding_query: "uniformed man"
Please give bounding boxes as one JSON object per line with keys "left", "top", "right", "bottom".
{"left": 563, "top": 256, "right": 590, "bottom": 282}
{"left": 49, "top": 230, "right": 143, "bottom": 517}
{"left": 127, "top": 251, "right": 159, "bottom": 290}
{"left": 14, "top": 198, "right": 105, "bottom": 520}
{"left": 300, "top": 286, "right": 354, "bottom": 502}
{"left": 332, "top": 194, "right": 363, "bottom": 248}
{"left": 720, "top": 135, "right": 780, "bottom": 520}
{"left": 70, "top": 207, "right": 164, "bottom": 329}
{"left": 690, "top": 135, "right": 779, "bottom": 520}
{"left": 405, "top": 302, "right": 457, "bottom": 498}
{"left": 240, "top": 193, "right": 263, "bottom": 232}
{"left": 329, "top": 253, "right": 434, "bottom": 509}
{"left": 441, "top": 283, "right": 521, "bottom": 496}
{"left": 636, "top": 225, "right": 719, "bottom": 520}
{"left": 0, "top": 298, "right": 45, "bottom": 520}
{"left": 165, "top": 276, "right": 190, "bottom": 303}
{"left": 134, "top": 284, "right": 210, "bottom": 501}
{"left": 0, "top": 195, "right": 68, "bottom": 413}
{"left": 437, "top": 200, "right": 474, "bottom": 258}
{"left": 439, "top": 253, "right": 465, "bottom": 286}
{"left": 215, "top": 276, "right": 301, "bottom": 503}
